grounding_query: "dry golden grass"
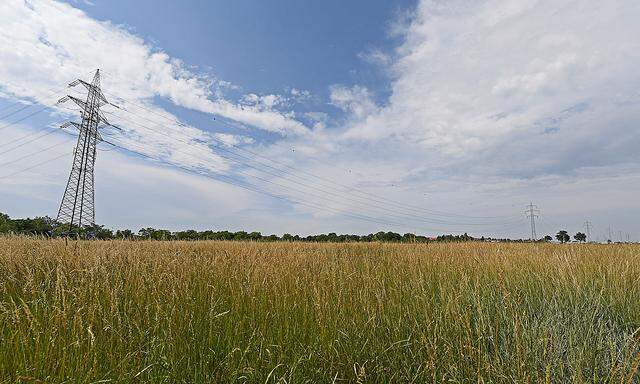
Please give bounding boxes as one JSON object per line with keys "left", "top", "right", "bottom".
{"left": 1, "top": 237, "right": 639, "bottom": 382}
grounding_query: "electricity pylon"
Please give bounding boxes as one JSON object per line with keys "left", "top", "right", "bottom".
{"left": 525, "top": 202, "right": 540, "bottom": 241}
{"left": 584, "top": 221, "right": 592, "bottom": 242}
{"left": 56, "top": 69, "right": 113, "bottom": 233}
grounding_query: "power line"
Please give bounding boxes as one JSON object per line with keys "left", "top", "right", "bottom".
{"left": 0, "top": 99, "right": 29, "bottom": 114}
{"left": 0, "top": 103, "right": 34, "bottom": 121}
{"left": 584, "top": 220, "right": 592, "bottom": 242}
{"left": 0, "top": 105, "right": 52, "bottom": 132}
{"left": 102, "top": 111, "right": 525, "bottom": 228}
{"left": 0, "top": 70, "right": 99, "bottom": 111}
{"left": 0, "top": 151, "right": 70, "bottom": 180}
{"left": 0, "top": 140, "right": 71, "bottom": 168}
{"left": 109, "top": 132, "right": 525, "bottom": 232}
{"left": 103, "top": 139, "right": 432, "bottom": 232}
{"left": 0, "top": 126, "right": 62, "bottom": 157}
{"left": 96, "top": 96, "right": 521, "bottom": 225}
{"left": 0, "top": 76, "right": 88, "bottom": 128}
{"left": 92, "top": 85, "right": 517, "bottom": 221}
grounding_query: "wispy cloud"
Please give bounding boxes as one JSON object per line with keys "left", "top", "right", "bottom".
{"left": 0, "top": 0, "right": 310, "bottom": 174}
{"left": 339, "top": 0, "right": 640, "bottom": 177}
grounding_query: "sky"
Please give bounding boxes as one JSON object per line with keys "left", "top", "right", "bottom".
{"left": 1, "top": 0, "right": 639, "bottom": 241}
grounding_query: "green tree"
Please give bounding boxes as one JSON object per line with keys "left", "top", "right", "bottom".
{"left": 574, "top": 232, "right": 587, "bottom": 243}
{"left": 138, "top": 228, "right": 156, "bottom": 239}
{"left": 544, "top": 235, "right": 553, "bottom": 242}
{"left": 0, "top": 213, "right": 15, "bottom": 233}
{"left": 80, "top": 224, "right": 114, "bottom": 240}
{"left": 13, "top": 216, "right": 54, "bottom": 236}
{"left": 233, "top": 231, "right": 248, "bottom": 241}
{"left": 115, "top": 229, "right": 134, "bottom": 239}
{"left": 248, "top": 232, "right": 262, "bottom": 241}
{"left": 556, "top": 230, "right": 570, "bottom": 244}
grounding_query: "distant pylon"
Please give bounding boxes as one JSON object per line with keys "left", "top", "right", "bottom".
{"left": 525, "top": 202, "right": 540, "bottom": 241}
{"left": 584, "top": 221, "right": 592, "bottom": 242}
{"left": 56, "top": 69, "right": 112, "bottom": 232}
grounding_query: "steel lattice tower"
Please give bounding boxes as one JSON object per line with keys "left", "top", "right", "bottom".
{"left": 56, "top": 69, "right": 110, "bottom": 231}
{"left": 525, "top": 202, "right": 540, "bottom": 241}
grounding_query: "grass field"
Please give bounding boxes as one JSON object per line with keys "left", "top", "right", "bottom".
{"left": 1, "top": 237, "right": 639, "bottom": 382}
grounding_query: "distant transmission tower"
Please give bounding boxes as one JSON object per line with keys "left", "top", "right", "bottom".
{"left": 56, "top": 69, "right": 113, "bottom": 232}
{"left": 584, "top": 221, "right": 592, "bottom": 242}
{"left": 525, "top": 202, "right": 540, "bottom": 241}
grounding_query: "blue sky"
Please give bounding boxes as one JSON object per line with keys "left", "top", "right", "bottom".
{"left": 75, "top": 0, "right": 408, "bottom": 93}
{"left": 1, "top": 0, "right": 640, "bottom": 240}
{"left": 62, "top": 0, "right": 412, "bottom": 147}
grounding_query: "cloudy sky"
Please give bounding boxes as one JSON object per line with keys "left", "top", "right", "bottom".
{"left": 1, "top": 0, "right": 639, "bottom": 240}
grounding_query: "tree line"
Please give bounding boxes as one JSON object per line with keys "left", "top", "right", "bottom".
{"left": 0, "top": 212, "right": 596, "bottom": 243}
{"left": 0, "top": 212, "right": 472, "bottom": 242}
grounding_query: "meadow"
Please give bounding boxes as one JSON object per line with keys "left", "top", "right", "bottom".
{"left": 1, "top": 237, "right": 639, "bottom": 383}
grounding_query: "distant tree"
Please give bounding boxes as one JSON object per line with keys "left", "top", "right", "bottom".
{"left": 218, "top": 231, "right": 234, "bottom": 241}
{"left": 556, "top": 230, "right": 570, "bottom": 244}
{"left": 282, "top": 233, "right": 294, "bottom": 242}
{"left": 12, "top": 216, "right": 54, "bottom": 236}
{"left": 265, "top": 234, "right": 280, "bottom": 242}
{"left": 403, "top": 233, "right": 416, "bottom": 243}
{"left": 248, "top": 232, "right": 262, "bottom": 241}
{"left": 0, "top": 213, "right": 15, "bottom": 233}
{"left": 175, "top": 230, "right": 198, "bottom": 240}
{"left": 115, "top": 229, "right": 134, "bottom": 239}
{"left": 82, "top": 224, "right": 114, "bottom": 240}
{"left": 233, "top": 231, "right": 248, "bottom": 241}
{"left": 152, "top": 230, "right": 172, "bottom": 240}
{"left": 138, "top": 228, "right": 156, "bottom": 239}
{"left": 544, "top": 235, "right": 553, "bottom": 242}
{"left": 1, "top": 211, "right": 541, "bottom": 244}
{"left": 574, "top": 232, "right": 587, "bottom": 243}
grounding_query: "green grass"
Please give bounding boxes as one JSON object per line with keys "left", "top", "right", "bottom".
{"left": 1, "top": 237, "right": 639, "bottom": 382}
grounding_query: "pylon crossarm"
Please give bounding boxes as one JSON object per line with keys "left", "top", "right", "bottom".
{"left": 66, "top": 95, "right": 87, "bottom": 110}
{"left": 74, "top": 79, "right": 109, "bottom": 104}
{"left": 60, "top": 121, "right": 81, "bottom": 130}
{"left": 97, "top": 110, "right": 110, "bottom": 126}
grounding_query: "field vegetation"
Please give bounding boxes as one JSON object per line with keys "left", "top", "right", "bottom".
{"left": 1, "top": 237, "right": 639, "bottom": 382}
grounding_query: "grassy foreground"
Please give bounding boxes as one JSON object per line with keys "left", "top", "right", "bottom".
{"left": 1, "top": 238, "right": 639, "bottom": 383}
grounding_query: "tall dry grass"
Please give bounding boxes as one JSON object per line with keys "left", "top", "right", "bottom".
{"left": 1, "top": 237, "right": 639, "bottom": 382}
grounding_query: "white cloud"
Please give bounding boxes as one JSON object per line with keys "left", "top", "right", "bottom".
{"left": 329, "top": 85, "right": 379, "bottom": 120}
{"left": 213, "top": 133, "right": 254, "bottom": 147}
{"left": 341, "top": 0, "right": 640, "bottom": 175}
{"left": 0, "top": 0, "right": 310, "bottom": 175}
{"left": 357, "top": 48, "right": 392, "bottom": 67}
